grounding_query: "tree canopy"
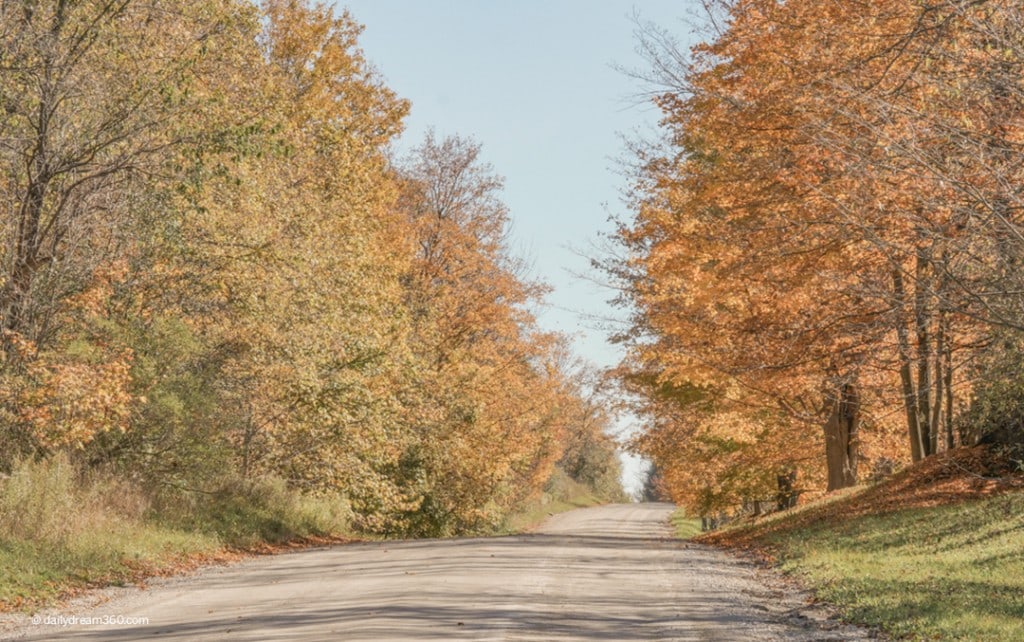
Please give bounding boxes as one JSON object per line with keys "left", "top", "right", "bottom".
{"left": 0, "top": 0, "right": 624, "bottom": 538}
{"left": 610, "top": 0, "right": 1024, "bottom": 516}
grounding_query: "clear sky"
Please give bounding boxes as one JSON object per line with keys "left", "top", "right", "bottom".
{"left": 336, "top": 1, "right": 701, "bottom": 495}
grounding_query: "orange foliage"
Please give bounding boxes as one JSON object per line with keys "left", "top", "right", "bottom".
{"left": 19, "top": 356, "right": 134, "bottom": 449}
{"left": 616, "top": 0, "right": 1024, "bottom": 515}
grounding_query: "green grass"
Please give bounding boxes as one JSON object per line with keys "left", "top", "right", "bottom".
{"left": 669, "top": 508, "right": 702, "bottom": 539}
{"left": 704, "top": 491, "right": 1024, "bottom": 641}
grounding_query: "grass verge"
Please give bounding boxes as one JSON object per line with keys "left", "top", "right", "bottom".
{"left": 0, "top": 455, "right": 352, "bottom": 611}
{"left": 502, "top": 468, "right": 604, "bottom": 533}
{"left": 698, "top": 447, "right": 1024, "bottom": 641}
{"left": 669, "top": 509, "right": 702, "bottom": 539}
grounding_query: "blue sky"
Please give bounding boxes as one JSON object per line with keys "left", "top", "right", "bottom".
{"left": 336, "top": 1, "right": 701, "bottom": 493}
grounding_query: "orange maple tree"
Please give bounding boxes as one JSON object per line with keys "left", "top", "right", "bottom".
{"left": 614, "top": 0, "right": 1024, "bottom": 516}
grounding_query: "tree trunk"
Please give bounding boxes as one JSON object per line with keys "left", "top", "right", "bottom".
{"left": 914, "top": 247, "right": 935, "bottom": 457}
{"left": 823, "top": 383, "right": 859, "bottom": 491}
{"left": 776, "top": 468, "right": 798, "bottom": 510}
{"left": 932, "top": 311, "right": 945, "bottom": 454}
{"left": 943, "top": 314, "right": 955, "bottom": 451}
{"left": 893, "top": 269, "right": 925, "bottom": 461}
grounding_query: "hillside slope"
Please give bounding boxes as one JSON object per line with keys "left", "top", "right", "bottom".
{"left": 698, "top": 447, "right": 1024, "bottom": 641}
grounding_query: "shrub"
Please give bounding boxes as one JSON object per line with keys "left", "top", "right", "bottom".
{"left": 153, "top": 475, "right": 352, "bottom": 547}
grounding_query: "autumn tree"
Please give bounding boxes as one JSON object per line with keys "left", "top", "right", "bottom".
{"left": 0, "top": 0, "right": 620, "bottom": 541}
{"left": 150, "top": 0, "right": 422, "bottom": 522}
{"left": 611, "top": 0, "right": 1024, "bottom": 517}
{"left": 0, "top": 0, "right": 261, "bottom": 463}
{"left": 556, "top": 365, "right": 628, "bottom": 502}
{"left": 611, "top": 0, "right": 898, "bottom": 505}
{"left": 386, "top": 133, "right": 573, "bottom": 535}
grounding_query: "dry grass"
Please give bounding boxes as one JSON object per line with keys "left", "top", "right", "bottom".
{"left": 502, "top": 469, "right": 603, "bottom": 533}
{"left": 0, "top": 455, "right": 353, "bottom": 612}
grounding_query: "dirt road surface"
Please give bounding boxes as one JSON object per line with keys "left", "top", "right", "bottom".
{"left": 2, "top": 503, "right": 874, "bottom": 641}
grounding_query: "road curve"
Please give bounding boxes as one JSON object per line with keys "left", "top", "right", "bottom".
{"left": 2, "top": 503, "right": 873, "bottom": 641}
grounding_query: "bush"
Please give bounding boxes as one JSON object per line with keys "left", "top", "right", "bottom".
{"left": 0, "top": 454, "right": 218, "bottom": 605}
{"left": 0, "top": 455, "right": 353, "bottom": 606}
{"left": 961, "top": 337, "right": 1024, "bottom": 452}
{"left": 0, "top": 453, "right": 148, "bottom": 547}
{"left": 559, "top": 429, "right": 628, "bottom": 503}
{"left": 153, "top": 475, "right": 352, "bottom": 547}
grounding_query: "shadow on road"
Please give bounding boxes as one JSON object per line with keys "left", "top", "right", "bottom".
{"left": 8, "top": 504, "right": 867, "bottom": 641}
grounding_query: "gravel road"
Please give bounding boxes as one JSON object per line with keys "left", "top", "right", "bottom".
{"left": 1, "top": 503, "right": 875, "bottom": 641}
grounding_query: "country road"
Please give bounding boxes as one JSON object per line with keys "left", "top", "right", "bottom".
{"left": 2, "top": 503, "right": 873, "bottom": 641}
